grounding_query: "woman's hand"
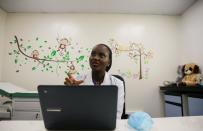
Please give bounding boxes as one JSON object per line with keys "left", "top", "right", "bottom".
{"left": 64, "top": 74, "right": 84, "bottom": 86}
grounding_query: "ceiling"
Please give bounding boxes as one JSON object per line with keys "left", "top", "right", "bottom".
{"left": 0, "top": 0, "right": 197, "bottom": 15}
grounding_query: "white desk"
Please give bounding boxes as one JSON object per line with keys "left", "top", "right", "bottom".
{"left": 0, "top": 116, "right": 203, "bottom": 131}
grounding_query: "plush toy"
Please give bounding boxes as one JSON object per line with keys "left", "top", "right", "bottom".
{"left": 179, "top": 63, "right": 201, "bottom": 86}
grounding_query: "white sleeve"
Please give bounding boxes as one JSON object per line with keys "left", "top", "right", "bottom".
{"left": 75, "top": 72, "right": 90, "bottom": 85}
{"left": 111, "top": 77, "right": 124, "bottom": 119}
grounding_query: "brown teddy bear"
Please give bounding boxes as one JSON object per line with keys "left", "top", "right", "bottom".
{"left": 179, "top": 63, "right": 201, "bottom": 86}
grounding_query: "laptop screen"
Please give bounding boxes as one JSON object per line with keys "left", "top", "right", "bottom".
{"left": 38, "top": 85, "right": 118, "bottom": 130}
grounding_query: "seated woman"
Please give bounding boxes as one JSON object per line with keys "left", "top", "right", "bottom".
{"left": 64, "top": 44, "right": 124, "bottom": 119}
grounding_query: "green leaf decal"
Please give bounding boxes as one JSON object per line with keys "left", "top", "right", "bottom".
{"left": 51, "top": 50, "right": 57, "bottom": 56}
{"left": 77, "top": 56, "right": 84, "bottom": 63}
{"left": 14, "top": 59, "right": 18, "bottom": 64}
{"left": 27, "top": 45, "right": 32, "bottom": 49}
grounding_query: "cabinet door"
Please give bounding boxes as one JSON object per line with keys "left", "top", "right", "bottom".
{"left": 165, "top": 103, "right": 182, "bottom": 117}
{"left": 188, "top": 97, "right": 203, "bottom": 116}
{"left": 164, "top": 94, "right": 183, "bottom": 117}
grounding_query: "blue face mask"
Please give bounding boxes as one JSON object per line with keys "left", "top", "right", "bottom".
{"left": 128, "top": 112, "right": 153, "bottom": 131}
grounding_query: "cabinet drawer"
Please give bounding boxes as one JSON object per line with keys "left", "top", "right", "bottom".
{"left": 164, "top": 95, "right": 182, "bottom": 104}
{"left": 12, "top": 111, "right": 42, "bottom": 120}
{"left": 0, "top": 111, "right": 11, "bottom": 119}
{"left": 12, "top": 99, "right": 40, "bottom": 110}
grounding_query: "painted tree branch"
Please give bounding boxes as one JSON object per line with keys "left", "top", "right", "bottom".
{"left": 14, "top": 35, "right": 69, "bottom": 63}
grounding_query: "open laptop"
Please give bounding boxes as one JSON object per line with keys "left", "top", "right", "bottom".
{"left": 38, "top": 85, "right": 118, "bottom": 130}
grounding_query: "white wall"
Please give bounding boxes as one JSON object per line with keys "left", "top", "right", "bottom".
{"left": 0, "top": 8, "right": 7, "bottom": 81}
{"left": 181, "top": 0, "right": 203, "bottom": 68}
{"left": 2, "top": 13, "right": 181, "bottom": 117}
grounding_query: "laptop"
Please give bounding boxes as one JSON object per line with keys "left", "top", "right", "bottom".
{"left": 38, "top": 85, "right": 118, "bottom": 130}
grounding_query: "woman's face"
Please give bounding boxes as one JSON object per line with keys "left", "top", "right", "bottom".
{"left": 89, "top": 45, "right": 110, "bottom": 72}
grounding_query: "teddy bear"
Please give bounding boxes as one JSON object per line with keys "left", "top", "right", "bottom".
{"left": 178, "top": 63, "right": 201, "bottom": 86}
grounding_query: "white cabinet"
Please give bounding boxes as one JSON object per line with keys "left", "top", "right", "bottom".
{"left": 0, "top": 83, "right": 41, "bottom": 120}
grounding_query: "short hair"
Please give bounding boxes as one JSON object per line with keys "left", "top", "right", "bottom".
{"left": 97, "top": 44, "right": 112, "bottom": 72}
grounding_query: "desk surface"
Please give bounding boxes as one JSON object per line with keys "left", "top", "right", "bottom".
{"left": 0, "top": 116, "right": 203, "bottom": 131}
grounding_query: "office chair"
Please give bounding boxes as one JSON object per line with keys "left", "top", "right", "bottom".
{"left": 112, "top": 75, "right": 129, "bottom": 119}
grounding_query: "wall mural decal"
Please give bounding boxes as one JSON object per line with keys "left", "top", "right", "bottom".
{"left": 9, "top": 36, "right": 90, "bottom": 76}
{"left": 9, "top": 36, "right": 153, "bottom": 80}
{"left": 108, "top": 39, "right": 153, "bottom": 80}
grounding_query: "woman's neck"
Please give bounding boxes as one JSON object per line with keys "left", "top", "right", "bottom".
{"left": 92, "top": 70, "right": 106, "bottom": 85}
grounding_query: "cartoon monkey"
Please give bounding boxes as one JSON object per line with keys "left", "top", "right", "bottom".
{"left": 67, "top": 61, "right": 77, "bottom": 75}
{"left": 31, "top": 50, "right": 39, "bottom": 60}
{"left": 57, "top": 38, "right": 70, "bottom": 55}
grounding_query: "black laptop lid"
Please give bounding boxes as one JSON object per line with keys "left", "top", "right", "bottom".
{"left": 38, "top": 85, "right": 118, "bottom": 130}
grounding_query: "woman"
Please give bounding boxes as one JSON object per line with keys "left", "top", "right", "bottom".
{"left": 64, "top": 44, "right": 124, "bottom": 119}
